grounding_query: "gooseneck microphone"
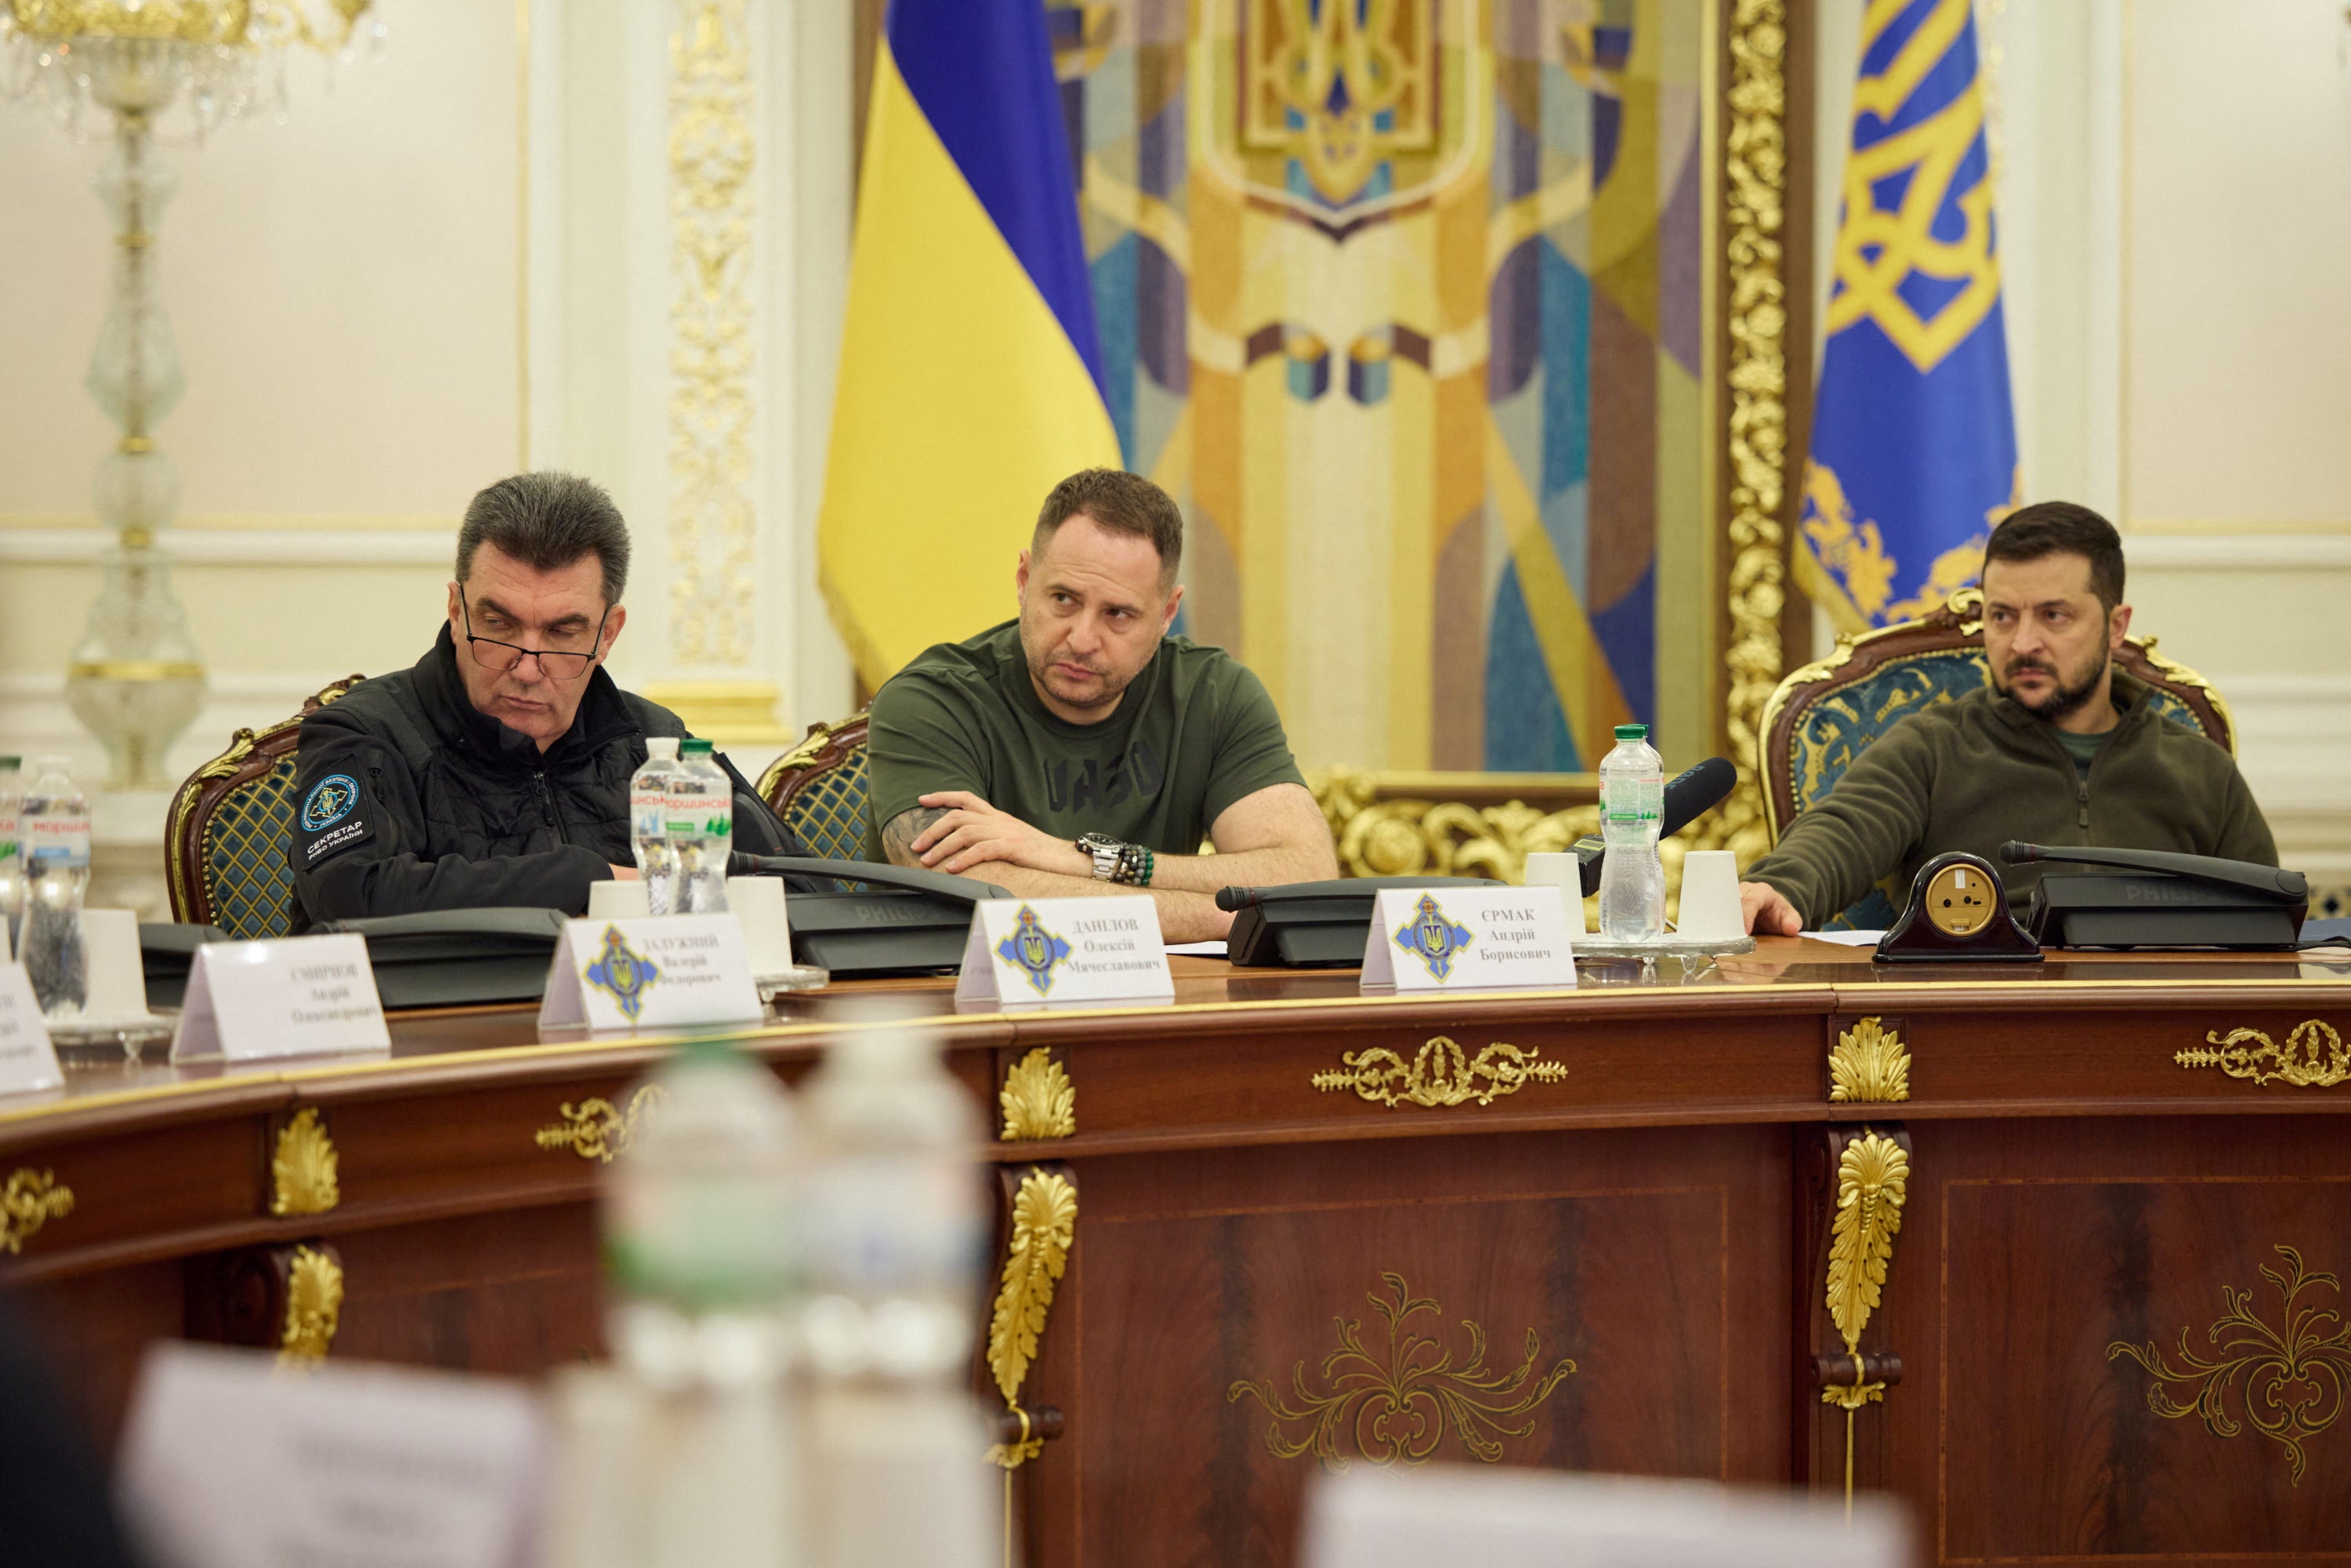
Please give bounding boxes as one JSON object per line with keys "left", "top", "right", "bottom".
{"left": 1573, "top": 755, "right": 1739, "bottom": 895}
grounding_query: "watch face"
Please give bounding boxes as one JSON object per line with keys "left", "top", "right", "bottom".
{"left": 1923, "top": 860, "right": 1996, "bottom": 936}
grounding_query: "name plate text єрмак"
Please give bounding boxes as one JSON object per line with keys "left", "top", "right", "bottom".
{"left": 1360, "top": 885, "right": 1578, "bottom": 994}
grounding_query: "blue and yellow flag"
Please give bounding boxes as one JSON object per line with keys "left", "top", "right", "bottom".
{"left": 819, "top": 0, "right": 1121, "bottom": 690}
{"left": 1798, "top": 0, "right": 2019, "bottom": 633}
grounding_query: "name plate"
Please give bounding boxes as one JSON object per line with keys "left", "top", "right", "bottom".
{"left": 538, "top": 914, "right": 763, "bottom": 1032}
{"left": 171, "top": 933, "right": 391, "bottom": 1063}
{"left": 955, "top": 896, "right": 1175, "bottom": 1008}
{"left": 1360, "top": 885, "right": 1578, "bottom": 993}
{"left": 0, "top": 964, "right": 63, "bottom": 1096}
{"left": 118, "top": 1342, "right": 542, "bottom": 1568}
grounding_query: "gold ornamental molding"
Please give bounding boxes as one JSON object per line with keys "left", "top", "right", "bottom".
{"left": 534, "top": 1086, "right": 669, "bottom": 1163}
{"left": 2109, "top": 1244, "right": 2351, "bottom": 1486}
{"left": 1227, "top": 1272, "right": 1577, "bottom": 1471}
{"left": 1000, "top": 1048, "right": 1076, "bottom": 1142}
{"left": 2176, "top": 1021, "right": 2349, "bottom": 1089}
{"left": 1, "top": 1168, "right": 74, "bottom": 1255}
{"left": 984, "top": 1168, "right": 1078, "bottom": 1472}
{"left": 1311, "top": 768, "right": 1596, "bottom": 883}
{"left": 270, "top": 1106, "right": 339, "bottom": 1217}
{"left": 1692, "top": 0, "right": 1790, "bottom": 869}
{"left": 667, "top": 0, "right": 760, "bottom": 669}
{"left": 1821, "top": 1130, "right": 1908, "bottom": 1507}
{"left": 1313, "top": 1037, "right": 1568, "bottom": 1110}
{"left": 278, "top": 1244, "right": 344, "bottom": 1367}
{"left": 1828, "top": 1017, "right": 1910, "bottom": 1104}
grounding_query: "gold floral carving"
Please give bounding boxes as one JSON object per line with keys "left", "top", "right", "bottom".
{"left": 1820, "top": 1129, "right": 1907, "bottom": 1508}
{"left": 2109, "top": 1245, "right": 2351, "bottom": 1485}
{"left": 984, "top": 1169, "right": 1077, "bottom": 1471}
{"left": 270, "top": 1106, "right": 339, "bottom": 1217}
{"left": 1227, "top": 1272, "right": 1576, "bottom": 1471}
{"left": 1312, "top": 768, "right": 1595, "bottom": 882}
{"left": 1, "top": 1168, "right": 74, "bottom": 1255}
{"left": 2176, "top": 1021, "right": 2349, "bottom": 1090}
{"left": 1690, "top": 0, "right": 1790, "bottom": 870}
{"left": 667, "top": 0, "right": 758, "bottom": 665}
{"left": 1828, "top": 1017, "right": 1911, "bottom": 1104}
{"left": 534, "top": 1086, "right": 670, "bottom": 1163}
{"left": 1313, "top": 1037, "right": 1568, "bottom": 1110}
{"left": 279, "top": 1244, "right": 344, "bottom": 1367}
{"left": 999, "top": 1048, "right": 1076, "bottom": 1142}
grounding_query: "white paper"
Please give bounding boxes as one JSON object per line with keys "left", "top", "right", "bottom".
{"left": 0, "top": 964, "right": 63, "bottom": 1095}
{"left": 537, "top": 914, "right": 763, "bottom": 1031}
{"left": 1303, "top": 1465, "right": 1907, "bottom": 1568}
{"left": 170, "top": 933, "right": 390, "bottom": 1063}
{"left": 1164, "top": 939, "right": 1228, "bottom": 957}
{"left": 1361, "top": 885, "right": 1577, "bottom": 994}
{"left": 1804, "top": 929, "right": 1888, "bottom": 947}
{"left": 955, "top": 896, "right": 1175, "bottom": 1008}
{"left": 117, "top": 1342, "right": 542, "bottom": 1568}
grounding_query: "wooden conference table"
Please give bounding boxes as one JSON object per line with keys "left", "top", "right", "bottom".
{"left": 5, "top": 939, "right": 2351, "bottom": 1565}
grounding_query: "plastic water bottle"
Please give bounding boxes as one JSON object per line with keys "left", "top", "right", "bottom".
{"left": 630, "top": 737, "right": 683, "bottom": 916}
{"left": 672, "top": 739, "right": 732, "bottom": 915}
{"left": 0, "top": 755, "right": 23, "bottom": 959}
{"left": 604, "top": 1035, "right": 802, "bottom": 1388}
{"left": 599, "top": 1036, "right": 803, "bottom": 1568}
{"left": 799, "top": 1023, "right": 991, "bottom": 1568}
{"left": 19, "top": 756, "right": 91, "bottom": 1016}
{"left": 1597, "top": 723, "right": 1667, "bottom": 943}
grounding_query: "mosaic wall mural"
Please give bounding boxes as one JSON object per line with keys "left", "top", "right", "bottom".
{"left": 1047, "top": 0, "right": 1713, "bottom": 770}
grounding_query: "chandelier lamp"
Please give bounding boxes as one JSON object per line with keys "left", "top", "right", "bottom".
{"left": 1, "top": 0, "right": 382, "bottom": 788}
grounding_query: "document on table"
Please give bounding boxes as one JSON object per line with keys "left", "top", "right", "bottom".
{"left": 1165, "top": 940, "right": 1229, "bottom": 956}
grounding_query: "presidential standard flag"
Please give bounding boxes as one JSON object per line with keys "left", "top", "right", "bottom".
{"left": 1798, "top": 0, "right": 2020, "bottom": 632}
{"left": 819, "top": 0, "right": 1122, "bottom": 690}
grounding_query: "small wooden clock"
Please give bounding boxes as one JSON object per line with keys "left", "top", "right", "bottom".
{"left": 1872, "top": 850, "right": 2044, "bottom": 962}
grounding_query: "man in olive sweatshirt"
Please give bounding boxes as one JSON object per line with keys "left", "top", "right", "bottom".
{"left": 1741, "top": 502, "right": 2276, "bottom": 934}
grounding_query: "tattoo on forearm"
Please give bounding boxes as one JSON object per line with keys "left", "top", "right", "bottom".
{"left": 882, "top": 806, "right": 951, "bottom": 867}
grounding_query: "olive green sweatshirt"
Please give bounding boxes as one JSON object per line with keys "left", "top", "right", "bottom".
{"left": 1746, "top": 670, "right": 2277, "bottom": 925}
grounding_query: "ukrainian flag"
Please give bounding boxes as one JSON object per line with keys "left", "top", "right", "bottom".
{"left": 1798, "top": 0, "right": 2019, "bottom": 633}
{"left": 820, "top": 0, "right": 1121, "bottom": 690}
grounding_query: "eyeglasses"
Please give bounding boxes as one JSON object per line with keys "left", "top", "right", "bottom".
{"left": 459, "top": 586, "right": 610, "bottom": 681}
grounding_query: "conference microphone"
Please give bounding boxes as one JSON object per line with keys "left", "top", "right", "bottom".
{"left": 1572, "top": 755, "right": 1738, "bottom": 896}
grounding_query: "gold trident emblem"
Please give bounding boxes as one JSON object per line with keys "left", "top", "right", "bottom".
{"left": 1821, "top": 0, "right": 2001, "bottom": 373}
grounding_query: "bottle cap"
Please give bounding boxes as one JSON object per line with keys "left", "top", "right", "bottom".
{"left": 1613, "top": 724, "right": 1648, "bottom": 741}
{"left": 680, "top": 738, "right": 714, "bottom": 756}
{"left": 645, "top": 736, "right": 680, "bottom": 760}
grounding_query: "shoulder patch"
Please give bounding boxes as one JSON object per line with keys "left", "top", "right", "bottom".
{"left": 296, "top": 772, "right": 376, "bottom": 867}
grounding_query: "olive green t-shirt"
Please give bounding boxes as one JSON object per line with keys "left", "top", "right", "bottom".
{"left": 864, "top": 620, "right": 1306, "bottom": 858}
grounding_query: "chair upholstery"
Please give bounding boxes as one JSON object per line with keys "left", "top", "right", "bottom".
{"left": 756, "top": 712, "right": 874, "bottom": 862}
{"left": 166, "top": 675, "right": 366, "bottom": 940}
{"left": 1759, "top": 587, "right": 2235, "bottom": 929}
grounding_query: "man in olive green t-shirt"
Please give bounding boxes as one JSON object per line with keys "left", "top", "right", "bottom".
{"left": 865, "top": 468, "right": 1337, "bottom": 942}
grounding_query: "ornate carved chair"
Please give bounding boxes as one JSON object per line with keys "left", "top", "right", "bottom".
{"left": 166, "top": 675, "right": 367, "bottom": 939}
{"left": 755, "top": 712, "right": 875, "bottom": 862}
{"left": 1759, "top": 586, "right": 2234, "bottom": 929}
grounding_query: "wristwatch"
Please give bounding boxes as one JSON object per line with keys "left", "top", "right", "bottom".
{"left": 1075, "top": 833, "right": 1154, "bottom": 886}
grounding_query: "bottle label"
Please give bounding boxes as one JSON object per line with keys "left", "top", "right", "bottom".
{"left": 1601, "top": 780, "right": 1663, "bottom": 825}
{"left": 24, "top": 814, "right": 91, "bottom": 870}
{"left": 629, "top": 787, "right": 665, "bottom": 840}
{"left": 665, "top": 785, "right": 733, "bottom": 838}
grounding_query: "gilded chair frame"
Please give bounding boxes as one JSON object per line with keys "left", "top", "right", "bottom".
{"left": 1757, "top": 586, "right": 2237, "bottom": 846}
{"left": 165, "top": 675, "right": 366, "bottom": 937}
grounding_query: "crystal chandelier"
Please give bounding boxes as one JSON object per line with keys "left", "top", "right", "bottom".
{"left": 0, "top": 0, "right": 382, "bottom": 788}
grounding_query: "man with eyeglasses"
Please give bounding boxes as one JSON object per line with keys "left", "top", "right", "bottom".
{"left": 289, "top": 471, "right": 799, "bottom": 926}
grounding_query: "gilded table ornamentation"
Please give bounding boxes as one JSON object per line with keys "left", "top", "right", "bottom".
{"left": 270, "top": 1106, "right": 339, "bottom": 1216}
{"left": 2109, "top": 1245, "right": 2351, "bottom": 1485}
{"left": 279, "top": 1244, "right": 344, "bottom": 1367}
{"left": 1313, "top": 1037, "right": 1567, "bottom": 1110}
{"left": 1227, "top": 1272, "right": 1576, "bottom": 1471}
{"left": 999, "top": 1048, "right": 1075, "bottom": 1142}
{"left": 2176, "top": 1021, "right": 2348, "bottom": 1089}
{"left": 534, "top": 1086, "right": 669, "bottom": 1163}
{"left": 984, "top": 1169, "right": 1077, "bottom": 1471}
{"left": 1821, "top": 1130, "right": 1908, "bottom": 1506}
{"left": 1, "top": 1168, "right": 74, "bottom": 1255}
{"left": 1828, "top": 1016, "right": 1910, "bottom": 1103}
